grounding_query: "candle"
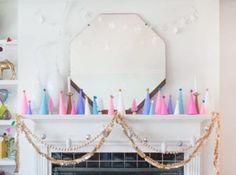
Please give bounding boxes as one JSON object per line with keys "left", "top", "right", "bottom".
{"left": 67, "top": 76, "right": 71, "bottom": 93}
{"left": 194, "top": 74, "right": 198, "bottom": 92}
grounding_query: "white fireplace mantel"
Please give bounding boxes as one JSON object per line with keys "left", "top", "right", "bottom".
{"left": 19, "top": 114, "right": 211, "bottom": 175}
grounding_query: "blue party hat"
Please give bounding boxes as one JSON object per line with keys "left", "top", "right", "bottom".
{"left": 149, "top": 100, "right": 155, "bottom": 115}
{"left": 39, "top": 89, "right": 48, "bottom": 115}
{"left": 92, "top": 96, "right": 98, "bottom": 115}
{"left": 167, "top": 95, "right": 174, "bottom": 114}
{"left": 27, "top": 100, "right": 32, "bottom": 115}
{"left": 178, "top": 88, "right": 184, "bottom": 114}
{"left": 143, "top": 88, "right": 151, "bottom": 115}
{"left": 77, "top": 89, "right": 85, "bottom": 114}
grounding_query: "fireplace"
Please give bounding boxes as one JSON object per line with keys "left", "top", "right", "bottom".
{"left": 19, "top": 115, "right": 211, "bottom": 175}
{"left": 51, "top": 152, "right": 184, "bottom": 175}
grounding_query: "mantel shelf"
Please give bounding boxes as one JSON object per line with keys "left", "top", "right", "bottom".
{"left": 0, "top": 80, "right": 18, "bottom": 86}
{"left": 0, "top": 119, "right": 15, "bottom": 126}
{"left": 0, "top": 40, "right": 18, "bottom": 45}
{"left": 22, "top": 114, "right": 211, "bottom": 123}
{"left": 0, "top": 158, "right": 16, "bottom": 166}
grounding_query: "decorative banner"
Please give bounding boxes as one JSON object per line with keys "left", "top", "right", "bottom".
{"left": 15, "top": 113, "right": 220, "bottom": 175}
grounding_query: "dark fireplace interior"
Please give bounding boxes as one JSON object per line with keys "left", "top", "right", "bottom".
{"left": 52, "top": 152, "right": 184, "bottom": 175}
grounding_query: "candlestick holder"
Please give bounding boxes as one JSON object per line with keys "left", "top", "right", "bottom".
{"left": 193, "top": 92, "right": 200, "bottom": 114}
{"left": 66, "top": 92, "right": 74, "bottom": 114}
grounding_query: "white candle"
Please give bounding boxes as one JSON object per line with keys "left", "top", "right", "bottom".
{"left": 67, "top": 76, "right": 71, "bottom": 93}
{"left": 194, "top": 74, "right": 198, "bottom": 92}
{"left": 66, "top": 137, "right": 72, "bottom": 148}
{"left": 161, "top": 142, "right": 167, "bottom": 153}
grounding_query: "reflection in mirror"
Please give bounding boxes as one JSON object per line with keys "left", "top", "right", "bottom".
{"left": 70, "top": 14, "right": 166, "bottom": 110}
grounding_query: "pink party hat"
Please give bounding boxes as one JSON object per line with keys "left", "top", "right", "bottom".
{"left": 131, "top": 98, "right": 138, "bottom": 114}
{"left": 71, "top": 100, "right": 77, "bottom": 115}
{"left": 20, "top": 90, "right": 28, "bottom": 114}
{"left": 155, "top": 89, "right": 162, "bottom": 114}
{"left": 48, "top": 97, "right": 54, "bottom": 114}
{"left": 187, "top": 90, "right": 197, "bottom": 115}
{"left": 200, "top": 100, "right": 206, "bottom": 114}
{"left": 108, "top": 95, "right": 115, "bottom": 115}
{"left": 160, "top": 96, "right": 168, "bottom": 115}
{"left": 59, "top": 91, "right": 66, "bottom": 115}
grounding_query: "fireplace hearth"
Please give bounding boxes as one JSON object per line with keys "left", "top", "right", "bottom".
{"left": 52, "top": 152, "right": 184, "bottom": 175}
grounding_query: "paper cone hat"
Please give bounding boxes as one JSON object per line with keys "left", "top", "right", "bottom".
{"left": 71, "top": 100, "right": 77, "bottom": 115}
{"left": 27, "top": 101, "right": 32, "bottom": 115}
{"left": 178, "top": 88, "right": 184, "bottom": 114}
{"left": 187, "top": 90, "right": 197, "bottom": 115}
{"left": 155, "top": 88, "right": 162, "bottom": 114}
{"left": 174, "top": 99, "right": 180, "bottom": 115}
{"left": 200, "top": 99, "right": 206, "bottom": 114}
{"left": 39, "top": 89, "right": 49, "bottom": 115}
{"left": 131, "top": 98, "right": 138, "bottom": 114}
{"left": 108, "top": 95, "right": 115, "bottom": 115}
{"left": 160, "top": 96, "right": 168, "bottom": 115}
{"left": 85, "top": 96, "right": 91, "bottom": 115}
{"left": 167, "top": 95, "right": 174, "bottom": 114}
{"left": 149, "top": 100, "right": 155, "bottom": 115}
{"left": 59, "top": 91, "right": 66, "bottom": 115}
{"left": 48, "top": 97, "right": 54, "bottom": 114}
{"left": 92, "top": 96, "right": 98, "bottom": 115}
{"left": 77, "top": 90, "right": 85, "bottom": 114}
{"left": 20, "top": 90, "right": 28, "bottom": 115}
{"left": 117, "top": 89, "right": 125, "bottom": 115}
{"left": 143, "top": 89, "right": 151, "bottom": 115}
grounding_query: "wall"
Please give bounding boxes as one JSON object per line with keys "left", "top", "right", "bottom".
{"left": 0, "top": 0, "right": 17, "bottom": 39}
{"left": 17, "top": 0, "right": 219, "bottom": 174}
{"left": 220, "top": 0, "right": 236, "bottom": 174}
{"left": 18, "top": 0, "right": 219, "bottom": 112}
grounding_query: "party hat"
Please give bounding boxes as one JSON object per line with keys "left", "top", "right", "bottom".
{"left": 20, "top": 90, "right": 28, "bottom": 114}
{"left": 71, "top": 100, "right": 77, "bottom": 115}
{"left": 108, "top": 95, "right": 114, "bottom": 115}
{"left": 174, "top": 99, "right": 180, "bottom": 115}
{"left": 48, "top": 97, "right": 54, "bottom": 114}
{"left": 98, "top": 98, "right": 105, "bottom": 114}
{"left": 92, "top": 96, "right": 98, "bottom": 115}
{"left": 160, "top": 96, "right": 168, "bottom": 115}
{"left": 27, "top": 100, "right": 32, "bottom": 115}
{"left": 167, "top": 95, "right": 174, "bottom": 114}
{"left": 39, "top": 89, "right": 48, "bottom": 115}
{"left": 187, "top": 90, "right": 197, "bottom": 115}
{"left": 131, "top": 98, "right": 138, "bottom": 114}
{"left": 85, "top": 96, "right": 91, "bottom": 115}
{"left": 178, "top": 88, "right": 184, "bottom": 114}
{"left": 155, "top": 88, "right": 162, "bottom": 114}
{"left": 149, "top": 100, "right": 155, "bottom": 115}
{"left": 143, "top": 88, "right": 151, "bottom": 115}
{"left": 200, "top": 99, "right": 206, "bottom": 114}
{"left": 117, "top": 89, "right": 125, "bottom": 115}
{"left": 77, "top": 89, "right": 85, "bottom": 114}
{"left": 59, "top": 91, "right": 66, "bottom": 115}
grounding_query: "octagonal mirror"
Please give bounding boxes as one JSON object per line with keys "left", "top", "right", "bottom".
{"left": 70, "top": 13, "right": 166, "bottom": 110}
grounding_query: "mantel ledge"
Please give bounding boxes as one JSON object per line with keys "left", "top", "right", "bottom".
{"left": 21, "top": 114, "right": 211, "bottom": 123}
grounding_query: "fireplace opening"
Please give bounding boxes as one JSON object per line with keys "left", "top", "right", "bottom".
{"left": 51, "top": 152, "right": 184, "bottom": 175}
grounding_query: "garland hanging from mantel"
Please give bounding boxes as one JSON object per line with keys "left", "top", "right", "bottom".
{"left": 14, "top": 113, "right": 220, "bottom": 175}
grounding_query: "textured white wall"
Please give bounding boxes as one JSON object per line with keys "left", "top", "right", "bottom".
{"left": 18, "top": 0, "right": 219, "bottom": 113}
{"left": 16, "top": 0, "right": 219, "bottom": 174}
{"left": 220, "top": 0, "right": 236, "bottom": 174}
